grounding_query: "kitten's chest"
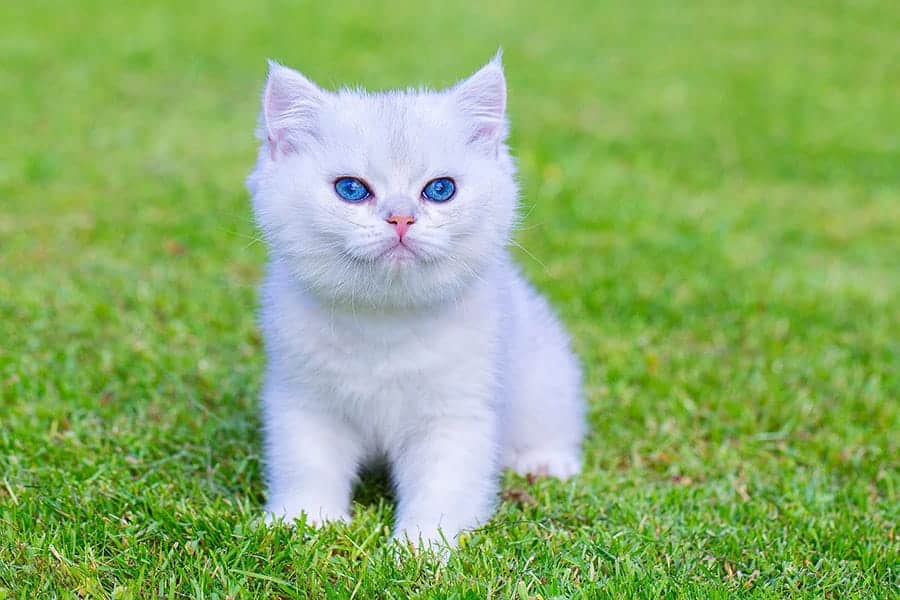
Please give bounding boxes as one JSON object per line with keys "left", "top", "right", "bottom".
{"left": 281, "top": 293, "right": 502, "bottom": 420}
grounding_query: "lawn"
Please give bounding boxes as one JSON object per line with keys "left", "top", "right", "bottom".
{"left": 1, "top": 0, "right": 898, "bottom": 597}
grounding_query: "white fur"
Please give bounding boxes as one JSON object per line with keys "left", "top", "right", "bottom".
{"left": 247, "top": 54, "right": 585, "bottom": 548}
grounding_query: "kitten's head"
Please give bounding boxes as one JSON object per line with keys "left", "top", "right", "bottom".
{"left": 247, "top": 53, "right": 517, "bottom": 309}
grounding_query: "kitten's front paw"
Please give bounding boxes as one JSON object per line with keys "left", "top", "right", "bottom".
{"left": 508, "top": 448, "right": 581, "bottom": 480}
{"left": 264, "top": 499, "right": 349, "bottom": 528}
{"left": 392, "top": 526, "right": 449, "bottom": 548}
{"left": 392, "top": 525, "right": 452, "bottom": 561}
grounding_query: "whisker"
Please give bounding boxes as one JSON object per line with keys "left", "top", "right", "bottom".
{"left": 513, "top": 221, "right": 545, "bottom": 232}
{"left": 509, "top": 238, "right": 548, "bottom": 271}
{"left": 219, "top": 227, "right": 268, "bottom": 250}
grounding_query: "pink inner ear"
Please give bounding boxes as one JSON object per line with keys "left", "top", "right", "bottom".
{"left": 267, "top": 133, "right": 294, "bottom": 160}
{"left": 262, "top": 62, "right": 323, "bottom": 157}
{"left": 471, "top": 120, "right": 502, "bottom": 145}
{"left": 265, "top": 80, "right": 298, "bottom": 127}
{"left": 454, "top": 62, "right": 507, "bottom": 146}
{"left": 264, "top": 80, "right": 298, "bottom": 153}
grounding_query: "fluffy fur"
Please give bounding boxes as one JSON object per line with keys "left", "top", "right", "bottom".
{"left": 246, "top": 53, "right": 585, "bottom": 548}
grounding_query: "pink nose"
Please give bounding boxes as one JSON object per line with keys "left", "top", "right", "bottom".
{"left": 386, "top": 214, "right": 415, "bottom": 238}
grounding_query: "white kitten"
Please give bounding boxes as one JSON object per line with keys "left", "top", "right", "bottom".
{"left": 246, "top": 53, "right": 585, "bottom": 549}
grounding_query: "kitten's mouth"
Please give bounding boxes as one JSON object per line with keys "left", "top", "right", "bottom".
{"left": 376, "top": 241, "right": 419, "bottom": 262}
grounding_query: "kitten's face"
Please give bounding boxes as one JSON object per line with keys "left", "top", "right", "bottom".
{"left": 248, "top": 55, "right": 517, "bottom": 308}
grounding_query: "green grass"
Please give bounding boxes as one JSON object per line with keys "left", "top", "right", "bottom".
{"left": 1, "top": 0, "right": 898, "bottom": 597}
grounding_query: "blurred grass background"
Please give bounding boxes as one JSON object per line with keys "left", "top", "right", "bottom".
{"left": 1, "top": 0, "right": 898, "bottom": 597}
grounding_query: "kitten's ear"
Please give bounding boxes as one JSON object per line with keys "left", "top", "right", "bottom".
{"left": 452, "top": 51, "right": 508, "bottom": 149}
{"left": 261, "top": 60, "right": 325, "bottom": 157}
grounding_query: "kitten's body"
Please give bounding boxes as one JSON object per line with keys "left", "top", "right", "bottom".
{"left": 249, "top": 55, "right": 584, "bottom": 547}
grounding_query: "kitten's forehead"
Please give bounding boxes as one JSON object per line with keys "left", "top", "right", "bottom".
{"left": 325, "top": 89, "right": 462, "bottom": 178}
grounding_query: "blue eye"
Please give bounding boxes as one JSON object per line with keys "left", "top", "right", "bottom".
{"left": 422, "top": 177, "right": 456, "bottom": 202}
{"left": 334, "top": 177, "right": 371, "bottom": 202}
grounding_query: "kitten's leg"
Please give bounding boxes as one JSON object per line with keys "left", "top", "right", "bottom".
{"left": 503, "top": 315, "right": 585, "bottom": 480}
{"left": 262, "top": 383, "right": 363, "bottom": 526}
{"left": 503, "top": 372, "right": 584, "bottom": 480}
{"left": 390, "top": 415, "right": 499, "bottom": 549}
